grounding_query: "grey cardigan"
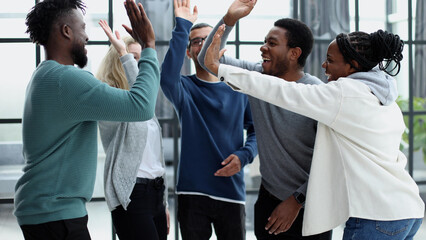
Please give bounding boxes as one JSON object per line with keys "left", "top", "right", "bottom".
{"left": 99, "top": 54, "right": 167, "bottom": 211}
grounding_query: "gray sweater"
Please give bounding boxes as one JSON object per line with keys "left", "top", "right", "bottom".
{"left": 198, "top": 19, "right": 322, "bottom": 201}
{"left": 99, "top": 54, "right": 167, "bottom": 211}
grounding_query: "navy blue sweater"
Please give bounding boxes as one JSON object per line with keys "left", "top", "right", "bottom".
{"left": 160, "top": 17, "right": 257, "bottom": 203}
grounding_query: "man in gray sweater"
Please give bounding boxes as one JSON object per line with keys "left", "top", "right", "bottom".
{"left": 198, "top": 1, "right": 332, "bottom": 239}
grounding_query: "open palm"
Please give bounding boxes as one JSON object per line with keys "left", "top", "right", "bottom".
{"left": 174, "top": 0, "right": 198, "bottom": 23}
{"left": 99, "top": 19, "right": 127, "bottom": 56}
{"left": 227, "top": 0, "right": 257, "bottom": 20}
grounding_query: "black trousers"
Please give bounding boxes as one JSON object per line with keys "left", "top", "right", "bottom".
{"left": 255, "top": 185, "right": 332, "bottom": 240}
{"left": 20, "top": 215, "right": 91, "bottom": 240}
{"left": 178, "top": 194, "right": 246, "bottom": 240}
{"left": 111, "top": 179, "right": 167, "bottom": 240}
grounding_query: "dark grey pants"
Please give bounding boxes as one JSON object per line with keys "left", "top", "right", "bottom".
{"left": 178, "top": 194, "right": 246, "bottom": 240}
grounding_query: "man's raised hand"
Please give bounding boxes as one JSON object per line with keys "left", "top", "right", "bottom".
{"left": 174, "top": 0, "right": 198, "bottom": 24}
{"left": 123, "top": 0, "right": 155, "bottom": 49}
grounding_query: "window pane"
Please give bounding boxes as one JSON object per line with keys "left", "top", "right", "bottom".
{"left": 413, "top": 44, "right": 426, "bottom": 101}
{"left": 395, "top": 46, "right": 410, "bottom": 101}
{"left": 83, "top": 45, "right": 110, "bottom": 78}
{"left": 410, "top": 114, "right": 426, "bottom": 182}
{"left": 0, "top": 1, "right": 34, "bottom": 38}
{"left": 240, "top": 19, "right": 275, "bottom": 42}
{"left": 0, "top": 124, "right": 22, "bottom": 142}
{"left": 0, "top": 43, "right": 35, "bottom": 119}
{"left": 358, "top": 0, "right": 386, "bottom": 33}
{"left": 413, "top": 0, "right": 425, "bottom": 41}
{"left": 240, "top": 0, "right": 292, "bottom": 42}
{"left": 388, "top": 0, "right": 409, "bottom": 40}
{"left": 224, "top": 45, "right": 236, "bottom": 60}
{"left": 84, "top": 0, "right": 108, "bottom": 41}
{"left": 239, "top": 45, "right": 262, "bottom": 64}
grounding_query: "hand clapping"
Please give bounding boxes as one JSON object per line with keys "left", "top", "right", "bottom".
{"left": 123, "top": 0, "right": 155, "bottom": 49}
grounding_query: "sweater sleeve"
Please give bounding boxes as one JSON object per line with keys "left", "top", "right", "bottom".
{"left": 198, "top": 18, "right": 262, "bottom": 75}
{"left": 233, "top": 101, "right": 258, "bottom": 167}
{"left": 160, "top": 17, "right": 193, "bottom": 111}
{"left": 120, "top": 53, "right": 139, "bottom": 87}
{"left": 218, "top": 64, "right": 342, "bottom": 126}
{"left": 59, "top": 48, "right": 160, "bottom": 122}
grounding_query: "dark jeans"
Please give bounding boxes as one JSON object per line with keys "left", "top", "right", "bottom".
{"left": 20, "top": 215, "right": 91, "bottom": 240}
{"left": 111, "top": 178, "right": 167, "bottom": 240}
{"left": 343, "top": 217, "right": 423, "bottom": 240}
{"left": 255, "top": 185, "right": 332, "bottom": 240}
{"left": 177, "top": 194, "right": 246, "bottom": 240}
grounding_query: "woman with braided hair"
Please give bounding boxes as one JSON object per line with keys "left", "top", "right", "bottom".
{"left": 204, "top": 26, "right": 424, "bottom": 240}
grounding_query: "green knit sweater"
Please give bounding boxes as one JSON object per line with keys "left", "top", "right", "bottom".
{"left": 14, "top": 48, "right": 160, "bottom": 225}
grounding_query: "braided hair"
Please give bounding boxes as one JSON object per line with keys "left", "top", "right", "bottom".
{"left": 335, "top": 30, "right": 404, "bottom": 76}
{"left": 25, "top": 0, "right": 86, "bottom": 46}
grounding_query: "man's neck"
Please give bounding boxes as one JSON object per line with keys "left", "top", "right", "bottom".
{"left": 44, "top": 47, "right": 74, "bottom": 66}
{"left": 195, "top": 66, "right": 219, "bottom": 82}
{"left": 279, "top": 70, "right": 305, "bottom": 82}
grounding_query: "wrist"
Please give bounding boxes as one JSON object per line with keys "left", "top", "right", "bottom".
{"left": 223, "top": 14, "right": 237, "bottom": 26}
{"left": 118, "top": 50, "right": 127, "bottom": 57}
{"left": 208, "top": 62, "right": 219, "bottom": 76}
{"left": 144, "top": 41, "right": 156, "bottom": 50}
{"left": 292, "top": 192, "right": 305, "bottom": 207}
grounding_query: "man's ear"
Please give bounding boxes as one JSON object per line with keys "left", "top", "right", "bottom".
{"left": 61, "top": 24, "right": 72, "bottom": 40}
{"left": 289, "top": 47, "right": 302, "bottom": 62}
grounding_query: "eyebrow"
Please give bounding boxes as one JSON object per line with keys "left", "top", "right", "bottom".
{"left": 265, "top": 36, "right": 279, "bottom": 41}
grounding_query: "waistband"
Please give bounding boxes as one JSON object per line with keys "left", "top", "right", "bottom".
{"left": 136, "top": 177, "right": 164, "bottom": 189}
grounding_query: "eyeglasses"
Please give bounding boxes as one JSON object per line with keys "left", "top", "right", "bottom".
{"left": 188, "top": 36, "right": 207, "bottom": 47}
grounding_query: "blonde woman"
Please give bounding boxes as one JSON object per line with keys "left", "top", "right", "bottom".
{"left": 97, "top": 19, "right": 169, "bottom": 240}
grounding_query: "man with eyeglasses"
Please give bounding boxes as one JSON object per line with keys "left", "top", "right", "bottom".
{"left": 160, "top": 0, "right": 257, "bottom": 239}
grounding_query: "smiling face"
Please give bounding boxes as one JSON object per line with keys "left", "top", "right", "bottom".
{"left": 187, "top": 26, "right": 212, "bottom": 67}
{"left": 322, "top": 40, "right": 356, "bottom": 81}
{"left": 260, "top": 27, "right": 291, "bottom": 78}
{"left": 68, "top": 9, "right": 89, "bottom": 68}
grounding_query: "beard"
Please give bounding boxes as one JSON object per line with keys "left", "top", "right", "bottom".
{"left": 71, "top": 41, "right": 88, "bottom": 68}
{"left": 264, "top": 61, "right": 288, "bottom": 78}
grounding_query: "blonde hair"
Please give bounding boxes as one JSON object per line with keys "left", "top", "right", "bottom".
{"left": 96, "top": 36, "right": 138, "bottom": 90}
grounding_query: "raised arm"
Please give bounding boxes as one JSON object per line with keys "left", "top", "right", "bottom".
{"left": 160, "top": 0, "right": 197, "bottom": 107}
{"left": 223, "top": 0, "right": 257, "bottom": 26}
{"left": 123, "top": 0, "right": 155, "bottom": 49}
{"left": 61, "top": 0, "right": 160, "bottom": 122}
{"left": 198, "top": 0, "right": 261, "bottom": 76}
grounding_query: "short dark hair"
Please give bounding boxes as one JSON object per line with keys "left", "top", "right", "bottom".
{"left": 336, "top": 30, "right": 404, "bottom": 76}
{"left": 25, "top": 0, "right": 86, "bottom": 46}
{"left": 187, "top": 23, "right": 212, "bottom": 49}
{"left": 274, "top": 18, "right": 314, "bottom": 67}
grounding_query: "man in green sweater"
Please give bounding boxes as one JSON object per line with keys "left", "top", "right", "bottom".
{"left": 14, "top": 0, "right": 159, "bottom": 239}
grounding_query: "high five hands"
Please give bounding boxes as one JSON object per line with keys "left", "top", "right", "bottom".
{"left": 98, "top": 20, "right": 127, "bottom": 56}
{"left": 224, "top": 0, "right": 257, "bottom": 26}
{"left": 174, "top": 0, "right": 198, "bottom": 24}
{"left": 204, "top": 24, "right": 227, "bottom": 76}
{"left": 123, "top": 0, "right": 155, "bottom": 49}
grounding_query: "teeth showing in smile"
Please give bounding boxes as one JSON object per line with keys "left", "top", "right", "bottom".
{"left": 262, "top": 57, "right": 271, "bottom": 62}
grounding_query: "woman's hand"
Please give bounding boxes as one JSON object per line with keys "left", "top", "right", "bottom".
{"left": 99, "top": 20, "right": 127, "bottom": 56}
